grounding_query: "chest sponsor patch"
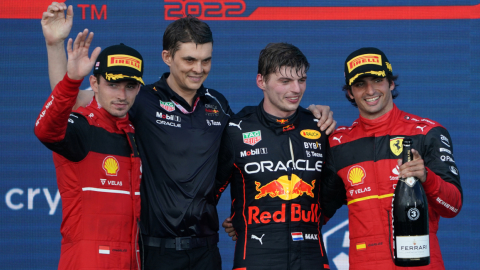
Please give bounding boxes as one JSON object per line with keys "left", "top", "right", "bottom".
{"left": 254, "top": 174, "right": 315, "bottom": 200}
{"left": 160, "top": 100, "right": 175, "bottom": 112}
{"left": 103, "top": 156, "right": 119, "bottom": 176}
{"left": 205, "top": 104, "right": 219, "bottom": 116}
{"left": 300, "top": 129, "right": 321, "bottom": 139}
{"left": 156, "top": 112, "right": 181, "bottom": 122}
{"left": 347, "top": 165, "right": 366, "bottom": 186}
{"left": 243, "top": 130, "right": 261, "bottom": 146}
{"left": 390, "top": 137, "right": 404, "bottom": 156}
{"left": 240, "top": 148, "right": 268, "bottom": 157}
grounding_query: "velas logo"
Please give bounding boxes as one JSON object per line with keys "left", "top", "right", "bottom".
{"left": 160, "top": 100, "right": 175, "bottom": 112}
{"left": 347, "top": 165, "right": 366, "bottom": 186}
{"left": 300, "top": 129, "right": 321, "bottom": 140}
{"left": 243, "top": 130, "right": 261, "bottom": 146}
{"left": 390, "top": 137, "right": 404, "bottom": 156}
{"left": 347, "top": 54, "right": 382, "bottom": 73}
{"left": 254, "top": 174, "right": 315, "bottom": 200}
{"left": 103, "top": 156, "right": 120, "bottom": 176}
{"left": 107, "top": 55, "right": 142, "bottom": 72}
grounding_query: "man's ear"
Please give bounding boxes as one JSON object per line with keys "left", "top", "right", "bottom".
{"left": 389, "top": 81, "right": 395, "bottom": 91}
{"left": 162, "top": 50, "right": 172, "bottom": 67}
{"left": 348, "top": 88, "right": 354, "bottom": 99}
{"left": 89, "top": 75, "right": 99, "bottom": 94}
{"left": 256, "top": 74, "right": 266, "bottom": 91}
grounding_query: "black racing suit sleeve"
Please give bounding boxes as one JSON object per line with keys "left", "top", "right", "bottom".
{"left": 215, "top": 126, "right": 235, "bottom": 203}
{"left": 321, "top": 138, "right": 347, "bottom": 221}
{"left": 41, "top": 114, "right": 91, "bottom": 162}
{"left": 34, "top": 73, "right": 91, "bottom": 162}
{"left": 421, "top": 126, "right": 463, "bottom": 217}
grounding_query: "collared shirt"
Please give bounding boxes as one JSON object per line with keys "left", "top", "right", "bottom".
{"left": 129, "top": 73, "right": 233, "bottom": 238}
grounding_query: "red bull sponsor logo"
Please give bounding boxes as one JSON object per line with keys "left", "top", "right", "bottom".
{"left": 283, "top": 124, "right": 295, "bottom": 132}
{"left": 243, "top": 130, "right": 261, "bottom": 146}
{"left": 254, "top": 174, "right": 315, "bottom": 200}
{"left": 248, "top": 203, "right": 319, "bottom": 224}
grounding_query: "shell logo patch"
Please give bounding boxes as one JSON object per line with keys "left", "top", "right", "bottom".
{"left": 107, "top": 54, "right": 142, "bottom": 72}
{"left": 390, "top": 137, "right": 404, "bottom": 156}
{"left": 103, "top": 156, "right": 120, "bottom": 176}
{"left": 300, "top": 129, "right": 321, "bottom": 140}
{"left": 347, "top": 165, "right": 366, "bottom": 186}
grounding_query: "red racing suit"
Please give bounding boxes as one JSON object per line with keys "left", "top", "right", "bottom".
{"left": 321, "top": 104, "right": 462, "bottom": 270}
{"left": 216, "top": 103, "right": 330, "bottom": 270}
{"left": 34, "top": 74, "right": 142, "bottom": 270}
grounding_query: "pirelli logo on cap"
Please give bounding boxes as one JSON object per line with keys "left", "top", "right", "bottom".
{"left": 107, "top": 54, "right": 142, "bottom": 72}
{"left": 347, "top": 53, "right": 382, "bottom": 73}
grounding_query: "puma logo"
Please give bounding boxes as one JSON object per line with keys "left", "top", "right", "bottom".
{"left": 333, "top": 136, "right": 342, "bottom": 143}
{"left": 229, "top": 120, "right": 242, "bottom": 130}
{"left": 416, "top": 125, "right": 426, "bottom": 132}
{"left": 251, "top": 234, "right": 265, "bottom": 245}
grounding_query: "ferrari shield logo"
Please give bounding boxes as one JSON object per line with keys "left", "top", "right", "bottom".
{"left": 390, "top": 137, "right": 404, "bottom": 156}
{"left": 243, "top": 130, "right": 261, "bottom": 146}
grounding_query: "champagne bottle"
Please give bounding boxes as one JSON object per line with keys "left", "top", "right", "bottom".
{"left": 392, "top": 138, "right": 430, "bottom": 266}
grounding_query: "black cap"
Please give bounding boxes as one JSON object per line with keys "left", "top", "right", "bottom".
{"left": 93, "top": 43, "right": 144, "bottom": 85}
{"left": 344, "top": 47, "right": 392, "bottom": 86}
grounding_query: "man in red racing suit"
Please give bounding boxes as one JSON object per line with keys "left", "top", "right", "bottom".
{"left": 216, "top": 43, "right": 330, "bottom": 270}
{"left": 321, "top": 47, "right": 463, "bottom": 270}
{"left": 34, "top": 31, "right": 143, "bottom": 269}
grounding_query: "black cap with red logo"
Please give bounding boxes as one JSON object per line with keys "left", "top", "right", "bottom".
{"left": 93, "top": 43, "right": 144, "bottom": 85}
{"left": 344, "top": 47, "right": 392, "bottom": 86}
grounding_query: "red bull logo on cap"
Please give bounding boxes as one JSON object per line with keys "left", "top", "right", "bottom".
{"left": 254, "top": 174, "right": 315, "bottom": 200}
